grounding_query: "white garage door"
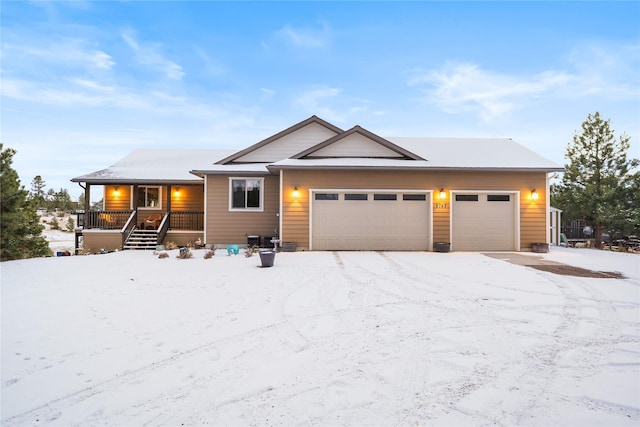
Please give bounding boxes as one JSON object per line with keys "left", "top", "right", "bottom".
{"left": 452, "top": 192, "right": 518, "bottom": 251}
{"left": 312, "top": 191, "right": 431, "bottom": 251}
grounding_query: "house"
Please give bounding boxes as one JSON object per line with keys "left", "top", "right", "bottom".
{"left": 71, "top": 115, "right": 564, "bottom": 253}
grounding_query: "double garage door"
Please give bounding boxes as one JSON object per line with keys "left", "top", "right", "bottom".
{"left": 310, "top": 190, "right": 518, "bottom": 251}
{"left": 311, "top": 191, "right": 431, "bottom": 251}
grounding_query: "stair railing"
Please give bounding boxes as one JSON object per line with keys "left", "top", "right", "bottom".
{"left": 121, "top": 211, "right": 138, "bottom": 249}
{"left": 157, "top": 213, "right": 170, "bottom": 245}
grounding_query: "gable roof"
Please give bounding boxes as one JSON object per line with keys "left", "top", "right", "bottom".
{"left": 71, "top": 149, "right": 235, "bottom": 184}
{"left": 214, "top": 115, "right": 343, "bottom": 165}
{"left": 291, "top": 125, "right": 425, "bottom": 160}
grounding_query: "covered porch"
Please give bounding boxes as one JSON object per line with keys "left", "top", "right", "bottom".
{"left": 74, "top": 183, "right": 205, "bottom": 253}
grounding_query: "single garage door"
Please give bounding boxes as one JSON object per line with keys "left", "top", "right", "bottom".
{"left": 312, "top": 191, "right": 431, "bottom": 251}
{"left": 452, "top": 192, "right": 518, "bottom": 251}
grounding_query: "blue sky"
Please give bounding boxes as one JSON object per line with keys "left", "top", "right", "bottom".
{"left": 2, "top": 1, "right": 639, "bottom": 199}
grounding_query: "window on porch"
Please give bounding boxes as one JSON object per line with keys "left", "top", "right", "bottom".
{"left": 137, "top": 186, "right": 161, "bottom": 209}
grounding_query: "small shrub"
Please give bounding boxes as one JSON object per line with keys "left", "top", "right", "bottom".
{"left": 165, "top": 241, "right": 178, "bottom": 250}
{"left": 65, "top": 217, "right": 75, "bottom": 232}
{"left": 204, "top": 250, "right": 215, "bottom": 259}
{"left": 50, "top": 217, "right": 60, "bottom": 230}
{"left": 158, "top": 252, "right": 169, "bottom": 259}
{"left": 244, "top": 245, "right": 259, "bottom": 258}
{"left": 176, "top": 248, "right": 193, "bottom": 259}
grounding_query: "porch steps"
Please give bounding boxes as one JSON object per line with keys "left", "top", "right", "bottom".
{"left": 123, "top": 229, "right": 158, "bottom": 250}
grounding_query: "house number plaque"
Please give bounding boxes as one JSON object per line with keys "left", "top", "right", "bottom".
{"left": 433, "top": 203, "right": 449, "bottom": 209}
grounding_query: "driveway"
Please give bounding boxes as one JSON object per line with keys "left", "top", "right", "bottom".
{"left": 1, "top": 248, "right": 639, "bottom": 426}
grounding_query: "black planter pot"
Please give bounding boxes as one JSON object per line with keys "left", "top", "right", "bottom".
{"left": 434, "top": 242, "right": 451, "bottom": 253}
{"left": 259, "top": 250, "right": 276, "bottom": 267}
{"left": 532, "top": 243, "right": 549, "bottom": 253}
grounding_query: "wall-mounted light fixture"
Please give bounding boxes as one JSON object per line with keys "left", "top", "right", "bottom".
{"left": 174, "top": 187, "right": 181, "bottom": 197}
{"left": 292, "top": 187, "right": 300, "bottom": 198}
{"left": 531, "top": 189, "right": 539, "bottom": 200}
{"left": 438, "top": 188, "right": 446, "bottom": 199}
{"left": 113, "top": 186, "right": 120, "bottom": 196}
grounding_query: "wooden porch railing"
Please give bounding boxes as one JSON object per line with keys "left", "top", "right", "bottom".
{"left": 168, "top": 211, "right": 204, "bottom": 230}
{"left": 80, "top": 210, "right": 135, "bottom": 230}
{"left": 77, "top": 210, "right": 203, "bottom": 233}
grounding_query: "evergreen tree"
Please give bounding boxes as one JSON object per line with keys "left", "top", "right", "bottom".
{"left": 0, "top": 144, "right": 51, "bottom": 260}
{"left": 52, "top": 188, "right": 75, "bottom": 211}
{"left": 552, "top": 112, "right": 639, "bottom": 247}
{"left": 65, "top": 216, "right": 76, "bottom": 232}
{"left": 30, "top": 175, "right": 47, "bottom": 209}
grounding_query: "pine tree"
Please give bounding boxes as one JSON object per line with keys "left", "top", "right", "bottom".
{"left": 1, "top": 144, "right": 51, "bottom": 260}
{"left": 66, "top": 216, "right": 76, "bottom": 232}
{"left": 552, "top": 112, "right": 639, "bottom": 247}
{"left": 30, "top": 175, "right": 47, "bottom": 209}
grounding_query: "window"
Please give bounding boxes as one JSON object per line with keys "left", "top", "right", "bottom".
{"left": 403, "top": 194, "right": 427, "bottom": 201}
{"left": 374, "top": 194, "right": 397, "bottom": 201}
{"left": 315, "top": 193, "right": 339, "bottom": 200}
{"left": 345, "top": 194, "right": 368, "bottom": 201}
{"left": 137, "top": 186, "right": 161, "bottom": 209}
{"left": 488, "top": 195, "right": 510, "bottom": 202}
{"left": 230, "top": 178, "right": 263, "bottom": 210}
{"left": 455, "top": 194, "right": 478, "bottom": 201}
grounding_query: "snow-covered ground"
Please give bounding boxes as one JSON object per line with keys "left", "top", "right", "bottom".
{"left": 1, "top": 247, "right": 639, "bottom": 426}
{"left": 39, "top": 213, "right": 77, "bottom": 255}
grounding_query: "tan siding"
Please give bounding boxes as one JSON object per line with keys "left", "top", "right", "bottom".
{"left": 170, "top": 185, "right": 204, "bottom": 211}
{"left": 281, "top": 169, "right": 547, "bottom": 251}
{"left": 235, "top": 123, "right": 339, "bottom": 163}
{"left": 312, "top": 133, "right": 404, "bottom": 158}
{"left": 104, "top": 185, "right": 131, "bottom": 210}
{"left": 205, "top": 175, "right": 280, "bottom": 245}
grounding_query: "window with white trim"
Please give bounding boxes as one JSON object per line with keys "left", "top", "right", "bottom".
{"left": 137, "top": 186, "right": 161, "bottom": 209}
{"left": 230, "top": 178, "right": 264, "bottom": 211}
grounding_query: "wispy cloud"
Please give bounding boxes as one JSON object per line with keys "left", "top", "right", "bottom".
{"left": 2, "top": 37, "right": 115, "bottom": 71}
{"left": 410, "top": 43, "right": 640, "bottom": 122}
{"left": 275, "top": 21, "right": 331, "bottom": 49}
{"left": 409, "top": 63, "right": 572, "bottom": 121}
{"left": 122, "top": 31, "right": 185, "bottom": 80}
{"left": 293, "top": 85, "right": 372, "bottom": 123}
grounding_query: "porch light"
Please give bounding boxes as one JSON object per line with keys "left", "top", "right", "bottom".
{"left": 174, "top": 187, "right": 181, "bottom": 197}
{"left": 438, "top": 188, "right": 446, "bottom": 199}
{"left": 292, "top": 187, "right": 300, "bottom": 198}
{"left": 531, "top": 189, "right": 539, "bottom": 200}
{"left": 113, "top": 187, "right": 120, "bottom": 196}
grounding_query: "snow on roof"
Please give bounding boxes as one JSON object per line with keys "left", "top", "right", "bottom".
{"left": 71, "top": 149, "right": 236, "bottom": 183}
{"left": 386, "top": 137, "right": 563, "bottom": 170}
{"left": 191, "top": 163, "right": 272, "bottom": 176}
{"left": 71, "top": 135, "right": 563, "bottom": 183}
{"left": 269, "top": 138, "right": 563, "bottom": 171}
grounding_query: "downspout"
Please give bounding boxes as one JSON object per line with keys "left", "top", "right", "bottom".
{"left": 546, "top": 173, "right": 552, "bottom": 245}
{"left": 203, "top": 175, "right": 208, "bottom": 246}
{"left": 279, "top": 169, "right": 283, "bottom": 244}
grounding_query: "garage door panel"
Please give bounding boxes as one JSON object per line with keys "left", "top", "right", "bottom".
{"left": 452, "top": 193, "right": 517, "bottom": 251}
{"left": 312, "top": 192, "right": 430, "bottom": 251}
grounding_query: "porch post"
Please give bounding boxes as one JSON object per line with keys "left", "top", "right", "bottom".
{"left": 166, "top": 185, "right": 172, "bottom": 229}
{"left": 133, "top": 184, "right": 139, "bottom": 227}
{"left": 84, "top": 184, "right": 90, "bottom": 213}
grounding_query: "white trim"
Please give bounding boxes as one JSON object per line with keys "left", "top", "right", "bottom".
{"left": 449, "top": 190, "right": 520, "bottom": 251}
{"left": 545, "top": 173, "right": 551, "bottom": 245}
{"left": 228, "top": 177, "right": 265, "bottom": 212}
{"left": 279, "top": 170, "right": 283, "bottom": 242}
{"left": 135, "top": 185, "right": 163, "bottom": 210}
{"left": 204, "top": 175, "right": 208, "bottom": 244}
{"left": 308, "top": 188, "right": 433, "bottom": 251}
